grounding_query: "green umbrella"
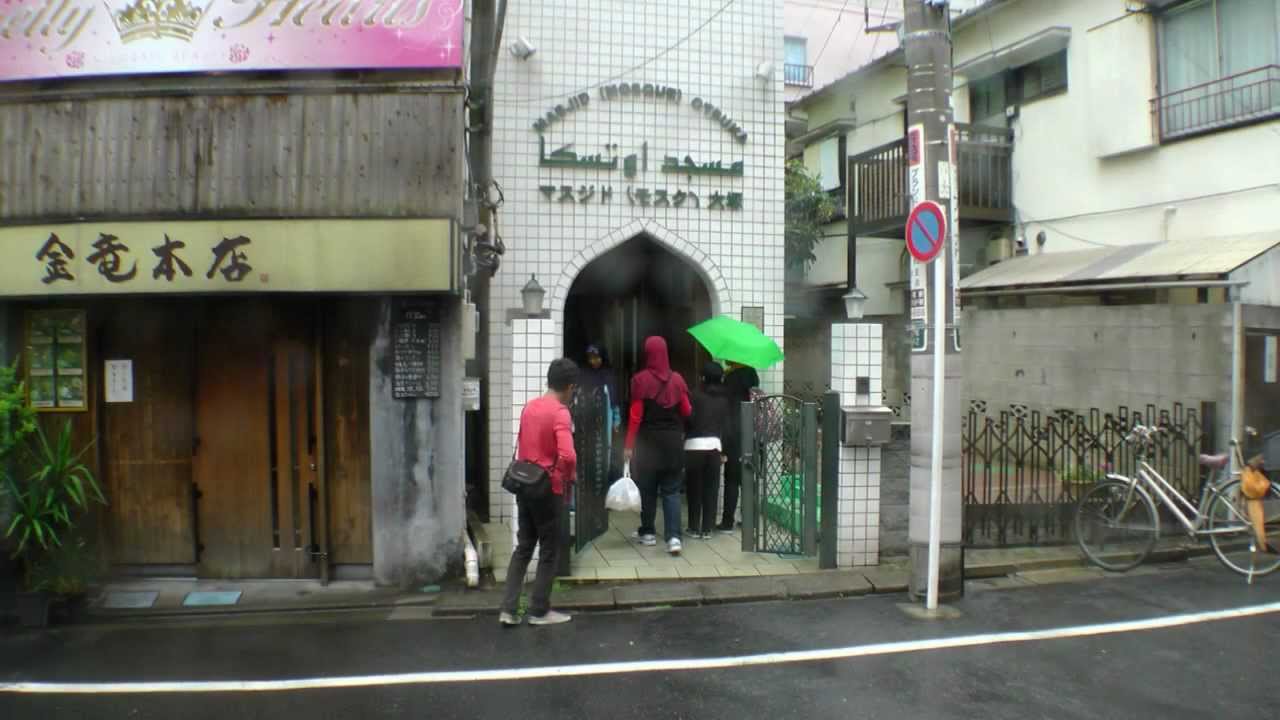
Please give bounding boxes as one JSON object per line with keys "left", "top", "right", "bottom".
{"left": 687, "top": 315, "right": 784, "bottom": 370}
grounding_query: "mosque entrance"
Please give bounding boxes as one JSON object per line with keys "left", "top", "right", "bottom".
{"left": 563, "top": 235, "right": 714, "bottom": 555}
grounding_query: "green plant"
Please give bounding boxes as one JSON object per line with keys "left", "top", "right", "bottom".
{"left": 2, "top": 420, "right": 105, "bottom": 592}
{"left": 0, "top": 359, "right": 37, "bottom": 467}
{"left": 1059, "top": 464, "right": 1104, "bottom": 487}
{"left": 784, "top": 159, "right": 837, "bottom": 271}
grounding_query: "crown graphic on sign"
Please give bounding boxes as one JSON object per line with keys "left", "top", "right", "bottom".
{"left": 108, "top": 0, "right": 210, "bottom": 44}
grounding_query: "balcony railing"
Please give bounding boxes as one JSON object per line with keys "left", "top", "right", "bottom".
{"left": 785, "top": 64, "right": 815, "bottom": 88}
{"left": 1154, "top": 65, "right": 1280, "bottom": 141}
{"left": 847, "top": 124, "right": 1014, "bottom": 236}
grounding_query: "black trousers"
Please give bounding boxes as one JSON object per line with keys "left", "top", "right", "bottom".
{"left": 721, "top": 446, "right": 742, "bottom": 528}
{"left": 500, "top": 492, "right": 562, "bottom": 617}
{"left": 685, "top": 450, "right": 721, "bottom": 533}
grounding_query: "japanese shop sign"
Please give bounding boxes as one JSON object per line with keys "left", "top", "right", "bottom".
{"left": 0, "top": 0, "right": 464, "bottom": 83}
{"left": 0, "top": 218, "right": 459, "bottom": 296}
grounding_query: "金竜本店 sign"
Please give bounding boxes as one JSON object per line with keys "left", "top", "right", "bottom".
{"left": 0, "top": 219, "right": 460, "bottom": 296}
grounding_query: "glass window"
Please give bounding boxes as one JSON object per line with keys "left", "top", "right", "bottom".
{"left": 26, "top": 310, "right": 87, "bottom": 412}
{"left": 1018, "top": 50, "right": 1068, "bottom": 101}
{"left": 1157, "top": 0, "right": 1280, "bottom": 138}
{"left": 969, "top": 74, "right": 1007, "bottom": 126}
{"left": 785, "top": 36, "right": 808, "bottom": 67}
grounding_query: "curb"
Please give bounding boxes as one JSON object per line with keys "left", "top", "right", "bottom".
{"left": 73, "top": 546, "right": 1205, "bottom": 625}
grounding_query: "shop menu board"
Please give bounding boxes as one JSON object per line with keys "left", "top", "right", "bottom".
{"left": 393, "top": 301, "right": 443, "bottom": 400}
{"left": 27, "top": 310, "right": 86, "bottom": 411}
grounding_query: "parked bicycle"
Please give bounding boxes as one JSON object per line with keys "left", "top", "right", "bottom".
{"left": 1074, "top": 424, "right": 1280, "bottom": 579}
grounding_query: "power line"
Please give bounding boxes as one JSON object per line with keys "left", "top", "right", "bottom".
{"left": 813, "top": 0, "right": 854, "bottom": 68}
{"left": 514, "top": 0, "right": 739, "bottom": 106}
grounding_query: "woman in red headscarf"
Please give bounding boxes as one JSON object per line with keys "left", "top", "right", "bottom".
{"left": 623, "top": 336, "right": 692, "bottom": 555}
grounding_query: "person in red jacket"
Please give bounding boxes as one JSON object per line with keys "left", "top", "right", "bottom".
{"left": 623, "top": 336, "right": 692, "bottom": 555}
{"left": 499, "top": 358, "right": 579, "bottom": 627}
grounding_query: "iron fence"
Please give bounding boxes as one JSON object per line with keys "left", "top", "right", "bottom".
{"left": 1154, "top": 65, "right": 1279, "bottom": 141}
{"left": 962, "top": 402, "right": 1210, "bottom": 547}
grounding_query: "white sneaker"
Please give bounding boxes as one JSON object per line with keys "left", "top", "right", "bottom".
{"left": 498, "top": 611, "right": 520, "bottom": 627}
{"left": 631, "top": 531, "right": 657, "bottom": 546}
{"left": 527, "top": 610, "right": 572, "bottom": 626}
{"left": 668, "top": 538, "right": 683, "bottom": 555}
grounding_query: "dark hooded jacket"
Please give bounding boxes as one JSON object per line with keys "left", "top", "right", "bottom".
{"left": 687, "top": 362, "right": 733, "bottom": 442}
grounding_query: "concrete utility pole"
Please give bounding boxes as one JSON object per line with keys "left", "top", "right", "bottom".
{"left": 902, "top": 0, "right": 962, "bottom": 607}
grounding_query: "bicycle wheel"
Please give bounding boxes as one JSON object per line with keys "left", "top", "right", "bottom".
{"left": 1207, "top": 478, "right": 1280, "bottom": 578}
{"left": 1074, "top": 480, "right": 1160, "bottom": 572}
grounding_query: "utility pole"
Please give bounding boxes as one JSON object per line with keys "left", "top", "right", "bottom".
{"left": 467, "top": 0, "right": 508, "bottom": 519}
{"left": 903, "top": 0, "right": 962, "bottom": 608}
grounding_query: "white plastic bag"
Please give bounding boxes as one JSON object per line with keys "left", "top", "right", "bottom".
{"left": 605, "top": 463, "right": 642, "bottom": 513}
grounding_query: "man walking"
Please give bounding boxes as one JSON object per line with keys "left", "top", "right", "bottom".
{"left": 499, "top": 358, "right": 579, "bottom": 626}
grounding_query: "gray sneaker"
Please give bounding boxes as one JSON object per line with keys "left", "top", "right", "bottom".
{"left": 499, "top": 611, "right": 520, "bottom": 627}
{"left": 668, "top": 538, "right": 683, "bottom": 555}
{"left": 631, "top": 531, "right": 657, "bottom": 546}
{"left": 527, "top": 610, "right": 572, "bottom": 626}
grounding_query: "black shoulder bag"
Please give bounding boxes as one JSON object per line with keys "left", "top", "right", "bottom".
{"left": 502, "top": 428, "right": 553, "bottom": 500}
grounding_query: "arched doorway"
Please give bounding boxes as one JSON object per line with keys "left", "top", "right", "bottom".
{"left": 562, "top": 234, "right": 715, "bottom": 552}
{"left": 565, "top": 234, "right": 714, "bottom": 391}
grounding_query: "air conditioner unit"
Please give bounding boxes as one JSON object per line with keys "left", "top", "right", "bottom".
{"left": 986, "top": 231, "right": 1013, "bottom": 265}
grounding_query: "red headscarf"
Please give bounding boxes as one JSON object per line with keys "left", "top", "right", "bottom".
{"left": 630, "top": 336, "right": 689, "bottom": 408}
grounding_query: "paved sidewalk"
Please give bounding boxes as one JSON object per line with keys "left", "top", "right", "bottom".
{"left": 52, "top": 538, "right": 1215, "bottom": 626}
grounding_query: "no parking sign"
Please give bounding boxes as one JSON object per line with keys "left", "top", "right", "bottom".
{"left": 905, "top": 201, "right": 946, "bottom": 264}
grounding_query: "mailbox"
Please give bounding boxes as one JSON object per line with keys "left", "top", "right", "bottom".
{"left": 841, "top": 406, "right": 893, "bottom": 447}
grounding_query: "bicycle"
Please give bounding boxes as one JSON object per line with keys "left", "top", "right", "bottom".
{"left": 1074, "top": 424, "right": 1280, "bottom": 580}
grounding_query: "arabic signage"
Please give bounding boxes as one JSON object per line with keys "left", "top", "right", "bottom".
{"left": 531, "top": 82, "right": 750, "bottom": 212}
{"left": 0, "top": 218, "right": 459, "bottom": 296}
{"left": 0, "top": 0, "right": 465, "bottom": 83}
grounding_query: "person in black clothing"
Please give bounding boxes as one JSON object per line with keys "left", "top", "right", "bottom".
{"left": 623, "top": 336, "right": 692, "bottom": 555}
{"left": 579, "top": 343, "right": 621, "bottom": 430}
{"left": 684, "top": 362, "right": 733, "bottom": 539}
{"left": 719, "top": 361, "right": 761, "bottom": 533}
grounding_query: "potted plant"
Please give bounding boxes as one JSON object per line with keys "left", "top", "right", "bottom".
{"left": 2, "top": 418, "right": 105, "bottom": 628}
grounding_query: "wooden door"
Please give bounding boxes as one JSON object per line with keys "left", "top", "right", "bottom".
{"left": 193, "top": 301, "right": 322, "bottom": 579}
{"left": 101, "top": 301, "right": 198, "bottom": 567}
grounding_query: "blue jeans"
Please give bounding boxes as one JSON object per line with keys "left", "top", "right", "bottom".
{"left": 635, "top": 454, "right": 684, "bottom": 540}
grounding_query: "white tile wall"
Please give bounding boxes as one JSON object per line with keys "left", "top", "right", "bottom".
{"left": 832, "top": 323, "right": 883, "bottom": 567}
{"left": 487, "top": 1, "right": 787, "bottom": 521}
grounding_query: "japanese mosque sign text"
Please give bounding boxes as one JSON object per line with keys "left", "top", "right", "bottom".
{"left": 532, "top": 82, "right": 748, "bottom": 212}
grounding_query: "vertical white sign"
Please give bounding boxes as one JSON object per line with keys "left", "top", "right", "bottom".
{"left": 1266, "top": 336, "right": 1278, "bottom": 384}
{"left": 105, "top": 359, "right": 134, "bottom": 403}
{"left": 907, "top": 124, "right": 928, "bottom": 352}
{"left": 949, "top": 125, "right": 962, "bottom": 352}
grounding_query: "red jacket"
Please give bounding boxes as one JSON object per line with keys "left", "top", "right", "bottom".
{"left": 517, "top": 395, "right": 577, "bottom": 496}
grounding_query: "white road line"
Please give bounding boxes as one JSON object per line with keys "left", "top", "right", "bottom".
{"left": 4, "top": 600, "right": 1280, "bottom": 695}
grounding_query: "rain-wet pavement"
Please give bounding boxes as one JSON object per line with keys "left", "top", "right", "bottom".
{"left": 1, "top": 557, "right": 1277, "bottom": 719}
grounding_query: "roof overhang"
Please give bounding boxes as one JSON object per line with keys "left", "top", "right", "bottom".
{"left": 960, "top": 231, "right": 1280, "bottom": 296}
{"left": 955, "top": 26, "right": 1072, "bottom": 80}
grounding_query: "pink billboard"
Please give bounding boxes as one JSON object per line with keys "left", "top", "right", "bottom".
{"left": 0, "top": 0, "right": 465, "bottom": 82}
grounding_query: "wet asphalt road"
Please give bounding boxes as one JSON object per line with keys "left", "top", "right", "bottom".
{"left": 1, "top": 558, "right": 1278, "bottom": 719}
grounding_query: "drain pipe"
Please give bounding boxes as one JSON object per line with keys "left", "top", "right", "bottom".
{"left": 464, "top": 529, "right": 481, "bottom": 588}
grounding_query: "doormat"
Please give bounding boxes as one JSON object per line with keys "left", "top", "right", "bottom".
{"left": 101, "top": 591, "right": 159, "bottom": 609}
{"left": 182, "top": 591, "right": 242, "bottom": 607}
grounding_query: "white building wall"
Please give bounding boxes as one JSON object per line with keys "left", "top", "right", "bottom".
{"left": 488, "top": 0, "right": 787, "bottom": 521}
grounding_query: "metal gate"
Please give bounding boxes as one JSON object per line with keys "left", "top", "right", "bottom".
{"left": 571, "top": 385, "right": 613, "bottom": 552}
{"left": 741, "top": 395, "right": 819, "bottom": 555}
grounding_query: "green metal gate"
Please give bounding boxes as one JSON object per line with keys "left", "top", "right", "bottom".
{"left": 740, "top": 395, "right": 819, "bottom": 555}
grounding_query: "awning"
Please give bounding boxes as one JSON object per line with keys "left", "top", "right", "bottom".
{"left": 961, "top": 231, "right": 1280, "bottom": 293}
{"left": 1, "top": 218, "right": 461, "bottom": 297}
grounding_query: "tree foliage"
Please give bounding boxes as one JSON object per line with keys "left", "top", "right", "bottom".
{"left": 785, "top": 159, "right": 837, "bottom": 271}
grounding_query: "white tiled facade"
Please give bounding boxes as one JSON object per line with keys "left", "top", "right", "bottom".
{"left": 489, "top": 1, "right": 786, "bottom": 521}
{"left": 832, "top": 323, "right": 882, "bottom": 567}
